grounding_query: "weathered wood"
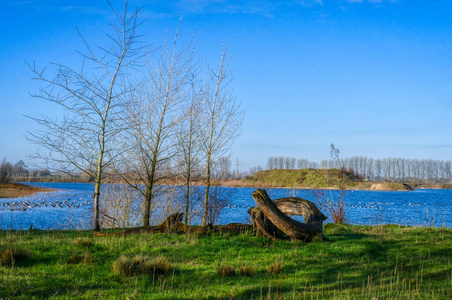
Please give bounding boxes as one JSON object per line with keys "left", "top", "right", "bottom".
{"left": 158, "top": 213, "right": 184, "bottom": 231}
{"left": 250, "top": 189, "right": 326, "bottom": 242}
{"left": 248, "top": 206, "right": 286, "bottom": 240}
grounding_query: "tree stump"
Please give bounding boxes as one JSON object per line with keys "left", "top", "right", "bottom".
{"left": 158, "top": 213, "right": 184, "bottom": 231}
{"left": 249, "top": 189, "right": 327, "bottom": 242}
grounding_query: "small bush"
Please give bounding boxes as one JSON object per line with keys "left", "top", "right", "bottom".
{"left": 0, "top": 248, "right": 29, "bottom": 266}
{"left": 268, "top": 261, "right": 284, "bottom": 274}
{"left": 238, "top": 264, "right": 255, "bottom": 277}
{"left": 73, "top": 238, "right": 93, "bottom": 248}
{"left": 113, "top": 254, "right": 170, "bottom": 276}
{"left": 217, "top": 263, "right": 236, "bottom": 277}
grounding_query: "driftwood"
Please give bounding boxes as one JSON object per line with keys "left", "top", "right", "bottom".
{"left": 158, "top": 212, "right": 184, "bottom": 231}
{"left": 249, "top": 189, "right": 327, "bottom": 242}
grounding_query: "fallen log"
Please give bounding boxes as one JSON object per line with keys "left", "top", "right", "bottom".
{"left": 250, "top": 189, "right": 327, "bottom": 242}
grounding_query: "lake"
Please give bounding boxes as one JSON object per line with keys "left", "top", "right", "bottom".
{"left": 1, "top": 182, "right": 451, "bottom": 230}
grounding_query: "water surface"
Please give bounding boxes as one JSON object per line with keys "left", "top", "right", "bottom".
{"left": 1, "top": 182, "right": 451, "bottom": 230}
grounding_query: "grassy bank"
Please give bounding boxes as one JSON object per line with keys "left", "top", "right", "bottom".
{"left": 0, "top": 183, "right": 54, "bottom": 198}
{"left": 242, "top": 169, "right": 412, "bottom": 190}
{"left": 1, "top": 225, "right": 451, "bottom": 299}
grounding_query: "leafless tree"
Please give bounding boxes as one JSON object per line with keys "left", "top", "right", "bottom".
{"left": 198, "top": 46, "right": 244, "bottom": 226}
{"left": 100, "top": 183, "right": 143, "bottom": 228}
{"left": 117, "top": 24, "right": 195, "bottom": 227}
{"left": 27, "top": 2, "right": 143, "bottom": 231}
{"left": 276, "top": 156, "right": 284, "bottom": 169}
{"left": 296, "top": 158, "right": 309, "bottom": 169}
{"left": 266, "top": 157, "right": 276, "bottom": 170}
{"left": 216, "top": 156, "right": 232, "bottom": 179}
{"left": 176, "top": 75, "right": 202, "bottom": 224}
{"left": 249, "top": 165, "right": 262, "bottom": 175}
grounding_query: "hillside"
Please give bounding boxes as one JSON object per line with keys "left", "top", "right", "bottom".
{"left": 242, "top": 169, "right": 412, "bottom": 190}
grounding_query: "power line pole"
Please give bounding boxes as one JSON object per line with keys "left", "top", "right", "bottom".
{"left": 235, "top": 158, "right": 240, "bottom": 178}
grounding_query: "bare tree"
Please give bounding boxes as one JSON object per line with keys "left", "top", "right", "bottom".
{"left": 267, "top": 157, "right": 276, "bottom": 170}
{"left": 117, "top": 23, "right": 194, "bottom": 227}
{"left": 100, "top": 183, "right": 143, "bottom": 228}
{"left": 176, "top": 74, "right": 202, "bottom": 225}
{"left": 27, "top": 2, "right": 143, "bottom": 231}
{"left": 296, "top": 158, "right": 309, "bottom": 169}
{"left": 199, "top": 46, "right": 244, "bottom": 226}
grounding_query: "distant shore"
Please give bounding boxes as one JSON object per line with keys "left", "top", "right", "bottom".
{"left": 0, "top": 182, "right": 55, "bottom": 198}
{"left": 1, "top": 179, "right": 450, "bottom": 200}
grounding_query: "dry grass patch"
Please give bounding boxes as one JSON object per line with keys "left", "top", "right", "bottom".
{"left": 73, "top": 237, "right": 93, "bottom": 248}
{"left": 68, "top": 252, "right": 94, "bottom": 264}
{"left": 0, "top": 248, "right": 29, "bottom": 266}
{"left": 268, "top": 261, "right": 284, "bottom": 274}
{"left": 217, "top": 263, "right": 236, "bottom": 277}
{"left": 0, "top": 182, "right": 54, "bottom": 198}
{"left": 238, "top": 264, "right": 255, "bottom": 277}
{"left": 113, "top": 254, "right": 170, "bottom": 276}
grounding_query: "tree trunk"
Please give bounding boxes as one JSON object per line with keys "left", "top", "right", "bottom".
{"left": 201, "top": 153, "right": 212, "bottom": 227}
{"left": 250, "top": 189, "right": 327, "bottom": 242}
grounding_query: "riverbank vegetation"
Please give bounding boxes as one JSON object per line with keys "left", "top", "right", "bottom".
{"left": 1, "top": 224, "right": 451, "bottom": 299}
{"left": 0, "top": 182, "right": 53, "bottom": 198}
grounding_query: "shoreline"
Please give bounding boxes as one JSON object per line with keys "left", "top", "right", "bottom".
{"left": 0, "top": 182, "right": 55, "bottom": 198}
{"left": 3, "top": 180, "right": 451, "bottom": 199}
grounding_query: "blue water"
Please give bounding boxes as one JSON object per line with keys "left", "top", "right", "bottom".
{"left": 1, "top": 183, "right": 451, "bottom": 230}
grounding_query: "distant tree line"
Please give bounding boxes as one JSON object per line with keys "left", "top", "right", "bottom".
{"left": 0, "top": 158, "right": 53, "bottom": 183}
{"left": 266, "top": 157, "right": 319, "bottom": 170}
{"left": 264, "top": 156, "right": 452, "bottom": 183}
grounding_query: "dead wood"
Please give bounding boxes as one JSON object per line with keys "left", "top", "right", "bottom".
{"left": 250, "top": 189, "right": 326, "bottom": 242}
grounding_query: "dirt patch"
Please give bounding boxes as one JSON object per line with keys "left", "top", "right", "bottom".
{"left": 369, "top": 182, "right": 412, "bottom": 191}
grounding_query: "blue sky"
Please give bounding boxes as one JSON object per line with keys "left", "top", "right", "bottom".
{"left": 1, "top": 0, "right": 451, "bottom": 171}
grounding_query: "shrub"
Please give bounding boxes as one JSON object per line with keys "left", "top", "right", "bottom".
{"left": 73, "top": 237, "right": 93, "bottom": 248}
{"left": 113, "top": 254, "right": 170, "bottom": 276}
{"left": 268, "top": 261, "right": 284, "bottom": 274}
{"left": 217, "top": 263, "right": 236, "bottom": 277}
{"left": 0, "top": 248, "right": 29, "bottom": 266}
{"left": 238, "top": 264, "right": 255, "bottom": 277}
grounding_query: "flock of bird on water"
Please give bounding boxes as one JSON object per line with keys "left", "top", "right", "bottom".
{"left": 0, "top": 196, "right": 427, "bottom": 212}
{"left": 0, "top": 198, "right": 92, "bottom": 211}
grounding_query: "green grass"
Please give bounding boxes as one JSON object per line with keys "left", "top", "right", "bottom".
{"left": 1, "top": 225, "right": 451, "bottom": 299}
{"left": 243, "top": 169, "right": 356, "bottom": 188}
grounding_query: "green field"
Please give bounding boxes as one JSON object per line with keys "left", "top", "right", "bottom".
{"left": 1, "top": 224, "right": 451, "bottom": 299}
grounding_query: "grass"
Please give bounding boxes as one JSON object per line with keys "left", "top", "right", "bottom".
{"left": 0, "top": 224, "right": 451, "bottom": 299}
{"left": 0, "top": 247, "right": 29, "bottom": 266}
{"left": 0, "top": 182, "right": 54, "bottom": 198}
{"left": 268, "top": 260, "right": 284, "bottom": 274}
{"left": 113, "top": 254, "right": 170, "bottom": 276}
{"left": 243, "top": 169, "right": 412, "bottom": 190}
